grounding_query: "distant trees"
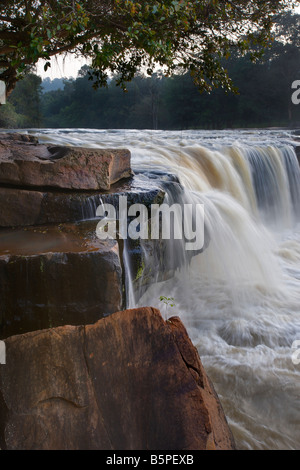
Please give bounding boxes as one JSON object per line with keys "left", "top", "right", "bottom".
{"left": 41, "top": 77, "right": 64, "bottom": 93}
{"left": 0, "top": 102, "right": 20, "bottom": 128}
{"left": 38, "top": 36, "right": 300, "bottom": 130}
{"left": 8, "top": 73, "right": 42, "bottom": 127}
{"left": 41, "top": 70, "right": 165, "bottom": 129}
{"left": 269, "top": 12, "right": 300, "bottom": 123}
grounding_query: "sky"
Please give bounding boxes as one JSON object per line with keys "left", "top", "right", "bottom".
{"left": 36, "top": 54, "right": 89, "bottom": 80}
{"left": 35, "top": 3, "right": 300, "bottom": 81}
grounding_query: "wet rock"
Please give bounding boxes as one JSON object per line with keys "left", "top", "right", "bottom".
{"left": 124, "top": 171, "right": 210, "bottom": 299}
{"left": 0, "top": 175, "right": 165, "bottom": 228}
{"left": 0, "top": 187, "right": 45, "bottom": 227}
{"left": 0, "top": 133, "right": 132, "bottom": 190}
{"left": 0, "top": 307, "right": 236, "bottom": 450}
{"left": 0, "top": 221, "right": 122, "bottom": 339}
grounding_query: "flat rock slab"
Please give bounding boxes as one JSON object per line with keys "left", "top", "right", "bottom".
{"left": 0, "top": 307, "right": 236, "bottom": 450}
{"left": 0, "top": 221, "right": 123, "bottom": 339}
{"left": 0, "top": 133, "right": 132, "bottom": 190}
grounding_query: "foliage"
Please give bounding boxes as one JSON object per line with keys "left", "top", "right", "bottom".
{"left": 0, "top": 101, "right": 21, "bottom": 128}
{"left": 38, "top": 53, "right": 300, "bottom": 130}
{"left": 0, "top": 0, "right": 295, "bottom": 96}
{"left": 159, "top": 296, "right": 176, "bottom": 320}
{"left": 41, "top": 77, "right": 64, "bottom": 93}
{"left": 4, "top": 11, "right": 300, "bottom": 130}
{"left": 159, "top": 296, "right": 176, "bottom": 307}
{"left": 9, "top": 73, "right": 42, "bottom": 127}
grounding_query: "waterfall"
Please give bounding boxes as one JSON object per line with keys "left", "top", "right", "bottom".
{"left": 28, "top": 129, "right": 300, "bottom": 450}
{"left": 81, "top": 194, "right": 104, "bottom": 221}
{"left": 240, "top": 145, "right": 300, "bottom": 229}
{"left": 127, "top": 139, "right": 300, "bottom": 451}
{"left": 128, "top": 143, "right": 300, "bottom": 309}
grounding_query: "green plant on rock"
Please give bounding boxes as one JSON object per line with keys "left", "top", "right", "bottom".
{"left": 159, "top": 295, "right": 176, "bottom": 320}
{"left": 40, "top": 258, "right": 44, "bottom": 273}
{"left": 135, "top": 260, "right": 145, "bottom": 282}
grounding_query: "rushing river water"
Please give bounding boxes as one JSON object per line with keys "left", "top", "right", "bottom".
{"left": 20, "top": 128, "right": 300, "bottom": 450}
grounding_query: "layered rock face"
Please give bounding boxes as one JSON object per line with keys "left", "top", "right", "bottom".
{"left": 0, "top": 182, "right": 165, "bottom": 227}
{"left": 0, "top": 133, "right": 164, "bottom": 337}
{"left": 0, "top": 307, "right": 235, "bottom": 451}
{"left": 0, "top": 222, "right": 123, "bottom": 339}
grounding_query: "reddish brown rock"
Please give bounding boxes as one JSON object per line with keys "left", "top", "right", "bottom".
{"left": 0, "top": 307, "right": 235, "bottom": 450}
{"left": 0, "top": 187, "right": 45, "bottom": 227}
{"left": 0, "top": 221, "right": 123, "bottom": 339}
{"left": 0, "top": 179, "right": 165, "bottom": 228}
{"left": 0, "top": 133, "right": 132, "bottom": 190}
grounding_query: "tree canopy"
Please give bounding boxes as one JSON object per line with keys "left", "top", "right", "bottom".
{"left": 0, "top": 0, "right": 296, "bottom": 96}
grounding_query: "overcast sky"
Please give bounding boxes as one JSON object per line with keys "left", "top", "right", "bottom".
{"left": 36, "top": 54, "right": 89, "bottom": 80}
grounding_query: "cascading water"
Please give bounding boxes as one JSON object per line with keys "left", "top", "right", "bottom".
{"left": 133, "top": 139, "right": 300, "bottom": 451}
{"left": 26, "top": 129, "right": 300, "bottom": 450}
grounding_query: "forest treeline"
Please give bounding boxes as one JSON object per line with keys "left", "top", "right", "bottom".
{"left": 1, "top": 12, "right": 300, "bottom": 130}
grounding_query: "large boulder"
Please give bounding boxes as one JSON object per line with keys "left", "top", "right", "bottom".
{"left": 0, "top": 133, "right": 132, "bottom": 190}
{"left": 0, "top": 307, "right": 235, "bottom": 450}
{"left": 0, "top": 221, "right": 123, "bottom": 339}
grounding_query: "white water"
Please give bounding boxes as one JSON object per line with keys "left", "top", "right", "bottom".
{"left": 20, "top": 128, "right": 300, "bottom": 450}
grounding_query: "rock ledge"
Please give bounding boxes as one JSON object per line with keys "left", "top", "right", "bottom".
{"left": 0, "top": 133, "right": 132, "bottom": 190}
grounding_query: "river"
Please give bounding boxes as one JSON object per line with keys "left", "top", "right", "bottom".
{"left": 25, "top": 128, "right": 300, "bottom": 450}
